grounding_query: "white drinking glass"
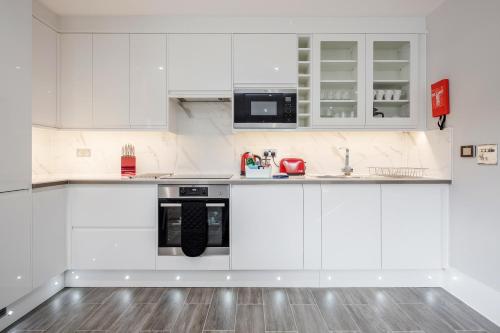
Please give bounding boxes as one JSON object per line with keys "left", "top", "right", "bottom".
{"left": 376, "top": 90, "right": 385, "bottom": 100}
{"left": 384, "top": 90, "right": 394, "bottom": 100}
{"left": 393, "top": 89, "right": 402, "bottom": 100}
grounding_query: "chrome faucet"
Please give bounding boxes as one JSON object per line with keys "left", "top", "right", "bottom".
{"left": 339, "top": 147, "right": 354, "bottom": 176}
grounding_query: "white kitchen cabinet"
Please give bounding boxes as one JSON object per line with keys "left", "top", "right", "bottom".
{"left": 322, "top": 185, "right": 381, "bottom": 270}
{"left": 59, "top": 34, "right": 93, "bottom": 128}
{"left": 231, "top": 185, "right": 303, "bottom": 270}
{"left": 168, "top": 34, "right": 231, "bottom": 94}
{"left": 0, "top": 190, "right": 32, "bottom": 309}
{"left": 312, "top": 34, "right": 366, "bottom": 128}
{"left": 72, "top": 228, "right": 155, "bottom": 270}
{"left": 32, "top": 187, "right": 67, "bottom": 288}
{"left": 233, "top": 34, "right": 297, "bottom": 87}
{"left": 303, "top": 184, "right": 322, "bottom": 270}
{"left": 130, "top": 34, "right": 167, "bottom": 127}
{"left": 0, "top": 0, "right": 32, "bottom": 193}
{"left": 69, "top": 185, "right": 156, "bottom": 228}
{"left": 32, "top": 18, "right": 57, "bottom": 127}
{"left": 381, "top": 184, "right": 445, "bottom": 269}
{"left": 92, "top": 34, "right": 130, "bottom": 128}
{"left": 366, "top": 34, "right": 419, "bottom": 128}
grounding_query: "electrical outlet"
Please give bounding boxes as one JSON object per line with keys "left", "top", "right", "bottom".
{"left": 263, "top": 149, "right": 277, "bottom": 158}
{"left": 76, "top": 148, "right": 91, "bottom": 157}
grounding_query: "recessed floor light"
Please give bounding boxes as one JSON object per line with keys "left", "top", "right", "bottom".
{"left": 226, "top": 275, "right": 231, "bottom": 280}
{"left": 176, "top": 275, "right": 181, "bottom": 281}
{"left": 276, "top": 276, "right": 281, "bottom": 281}
{"left": 124, "top": 275, "right": 130, "bottom": 280}
{"left": 75, "top": 275, "right": 79, "bottom": 280}
{"left": 7, "top": 310, "right": 14, "bottom": 316}
{"left": 377, "top": 276, "right": 383, "bottom": 280}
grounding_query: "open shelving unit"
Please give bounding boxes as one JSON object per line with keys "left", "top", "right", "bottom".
{"left": 297, "top": 35, "right": 312, "bottom": 128}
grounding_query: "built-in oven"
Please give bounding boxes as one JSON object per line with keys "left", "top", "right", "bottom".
{"left": 233, "top": 88, "right": 297, "bottom": 129}
{"left": 158, "top": 185, "right": 229, "bottom": 257}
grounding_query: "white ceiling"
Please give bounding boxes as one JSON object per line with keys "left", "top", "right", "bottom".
{"left": 38, "top": 0, "right": 445, "bottom": 17}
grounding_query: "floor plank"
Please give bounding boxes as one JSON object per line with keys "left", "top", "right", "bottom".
{"left": 171, "top": 303, "right": 210, "bottom": 333}
{"left": 131, "top": 287, "right": 166, "bottom": 304}
{"left": 78, "top": 288, "right": 136, "bottom": 331}
{"left": 141, "top": 287, "right": 190, "bottom": 331}
{"left": 204, "top": 288, "right": 237, "bottom": 331}
{"left": 235, "top": 305, "right": 265, "bottom": 333}
{"left": 286, "top": 288, "right": 315, "bottom": 304}
{"left": 237, "top": 288, "right": 262, "bottom": 305}
{"left": 399, "top": 303, "right": 456, "bottom": 333}
{"left": 44, "top": 303, "right": 99, "bottom": 333}
{"left": 262, "top": 288, "right": 297, "bottom": 331}
{"left": 187, "top": 288, "right": 215, "bottom": 304}
{"left": 383, "top": 287, "right": 424, "bottom": 304}
{"left": 292, "top": 304, "right": 329, "bottom": 333}
{"left": 108, "top": 303, "right": 156, "bottom": 332}
{"left": 345, "top": 304, "right": 391, "bottom": 333}
{"left": 311, "top": 288, "right": 359, "bottom": 332}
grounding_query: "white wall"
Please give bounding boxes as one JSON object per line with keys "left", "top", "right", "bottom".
{"left": 427, "top": 0, "right": 500, "bottom": 290}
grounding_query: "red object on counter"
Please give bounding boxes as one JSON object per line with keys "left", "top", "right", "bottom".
{"left": 279, "top": 158, "right": 306, "bottom": 176}
{"left": 240, "top": 152, "right": 262, "bottom": 176}
{"left": 121, "top": 156, "right": 136, "bottom": 177}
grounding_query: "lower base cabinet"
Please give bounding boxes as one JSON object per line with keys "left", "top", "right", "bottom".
{"left": 33, "top": 187, "right": 67, "bottom": 288}
{"left": 0, "top": 190, "right": 32, "bottom": 309}
{"left": 382, "top": 184, "right": 446, "bottom": 269}
{"left": 322, "top": 185, "right": 381, "bottom": 270}
{"left": 72, "top": 228, "right": 156, "bottom": 270}
{"left": 231, "top": 185, "right": 304, "bottom": 270}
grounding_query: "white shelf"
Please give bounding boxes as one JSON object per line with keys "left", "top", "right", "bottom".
{"left": 321, "top": 100, "right": 357, "bottom": 103}
{"left": 298, "top": 113, "right": 312, "bottom": 117}
{"left": 321, "top": 80, "right": 357, "bottom": 83}
{"left": 373, "top": 100, "right": 409, "bottom": 105}
{"left": 298, "top": 100, "right": 310, "bottom": 103}
{"left": 298, "top": 87, "right": 310, "bottom": 90}
{"left": 374, "top": 60, "right": 409, "bottom": 63}
{"left": 321, "top": 60, "right": 357, "bottom": 63}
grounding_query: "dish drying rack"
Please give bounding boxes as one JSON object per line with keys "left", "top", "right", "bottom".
{"left": 368, "top": 167, "right": 427, "bottom": 178}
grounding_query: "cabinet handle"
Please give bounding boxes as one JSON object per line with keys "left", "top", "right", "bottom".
{"left": 206, "top": 203, "right": 225, "bottom": 208}
{"left": 160, "top": 203, "right": 182, "bottom": 208}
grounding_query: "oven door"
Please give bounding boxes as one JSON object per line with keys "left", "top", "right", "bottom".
{"left": 234, "top": 90, "right": 296, "bottom": 129}
{"left": 158, "top": 199, "right": 229, "bottom": 256}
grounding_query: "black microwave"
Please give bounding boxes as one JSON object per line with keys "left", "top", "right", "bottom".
{"left": 233, "top": 89, "right": 297, "bottom": 129}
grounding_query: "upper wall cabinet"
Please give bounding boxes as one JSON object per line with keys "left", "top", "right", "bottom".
{"left": 366, "top": 34, "right": 419, "bottom": 128}
{"left": 59, "top": 34, "right": 93, "bottom": 128}
{"left": 32, "top": 18, "right": 57, "bottom": 127}
{"left": 168, "top": 34, "right": 231, "bottom": 96}
{"left": 313, "top": 34, "right": 366, "bottom": 128}
{"left": 130, "top": 34, "right": 167, "bottom": 127}
{"left": 233, "top": 34, "right": 297, "bottom": 87}
{"left": 92, "top": 34, "right": 130, "bottom": 128}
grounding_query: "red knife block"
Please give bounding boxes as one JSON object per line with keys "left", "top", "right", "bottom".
{"left": 121, "top": 156, "right": 136, "bottom": 177}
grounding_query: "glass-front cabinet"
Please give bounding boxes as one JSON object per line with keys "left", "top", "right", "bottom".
{"left": 313, "top": 34, "right": 366, "bottom": 127}
{"left": 366, "top": 34, "right": 419, "bottom": 128}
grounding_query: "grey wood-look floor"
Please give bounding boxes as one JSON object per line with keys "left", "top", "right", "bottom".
{"left": 3, "top": 287, "right": 500, "bottom": 333}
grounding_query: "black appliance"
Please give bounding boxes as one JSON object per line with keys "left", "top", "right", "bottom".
{"left": 158, "top": 185, "right": 229, "bottom": 257}
{"left": 233, "top": 88, "right": 297, "bottom": 129}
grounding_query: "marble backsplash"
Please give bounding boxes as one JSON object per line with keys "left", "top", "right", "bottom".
{"left": 33, "top": 102, "right": 452, "bottom": 179}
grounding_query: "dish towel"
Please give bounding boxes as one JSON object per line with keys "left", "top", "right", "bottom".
{"left": 181, "top": 201, "right": 208, "bottom": 257}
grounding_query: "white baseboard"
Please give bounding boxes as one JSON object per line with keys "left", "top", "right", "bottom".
{"left": 64, "top": 269, "right": 444, "bottom": 288}
{"left": 442, "top": 267, "right": 500, "bottom": 327}
{"left": 0, "top": 274, "right": 65, "bottom": 332}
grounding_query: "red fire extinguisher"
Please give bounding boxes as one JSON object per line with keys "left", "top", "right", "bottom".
{"left": 431, "top": 79, "right": 450, "bottom": 130}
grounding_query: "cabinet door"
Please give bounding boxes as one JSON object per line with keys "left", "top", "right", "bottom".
{"left": 168, "top": 34, "right": 231, "bottom": 93}
{"left": 33, "top": 187, "right": 67, "bottom": 288}
{"left": 0, "top": 0, "right": 31, "bottom": 193}
{"left": 130, "top": 34, "right": 167, "bottom": 127}
{"left": 0, "top": 190, "right": 32, "bottom": 309}
{"left": 69, "top": 185, "right": 156, "bottom": 228}
{"left": 93, "top": 34, "right": 130, "bottom": 128}
{"left": 231, "top": 185, "right": 303, "bottom": 270}
{"left": 322, "top": 185, "right": 381, "bottom": 270}
{"left": 382, "top": 185, "right": 445, "bottom": 269}
{"left": 59, "top": 34, "right": 93, "bottom": 128}
{"left": 312, "top": 34, "right": 366, "bottom": 128}
{"left": 233, "top": 34, "right": 297, "bottom": 86}
{"left": 366, "top": 34, "right": 419, "bottom": 128}
{"left": 32, "top": 18, "right": 57, "bottom": 127}
{"left": 72, "top": 229, "right": 155, "bottom": 270}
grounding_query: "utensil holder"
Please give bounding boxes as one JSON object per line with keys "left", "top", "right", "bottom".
{"left": 121, "top": 156, "right": 136, "bottom": 176}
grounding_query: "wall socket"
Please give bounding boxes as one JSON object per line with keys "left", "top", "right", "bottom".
{"left": 76, "top": 148, "right": 92, "bottom": 157}
{"left": 263, "top": 149, "right": 277, "bottom": 158}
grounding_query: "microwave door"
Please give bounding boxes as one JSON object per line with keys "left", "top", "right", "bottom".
{"left": 246, "top": 94, "right": 285, "bottom": 122}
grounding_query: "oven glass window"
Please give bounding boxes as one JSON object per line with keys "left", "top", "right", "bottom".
{"left": 166, "top": 207, "right": 181, "bottom": 247}
{"left": 251, "top": 101, "right": 278, "bottom": 116}
{"left": 207, "top": 206, "right": 223, "bottom": 246}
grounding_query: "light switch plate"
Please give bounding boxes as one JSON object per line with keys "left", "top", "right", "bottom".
{"left": 477, "top": 144, "right": 497, "bottom": 165}
{"left": 76, "top": 148, "right": 91, "bottom": 157}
